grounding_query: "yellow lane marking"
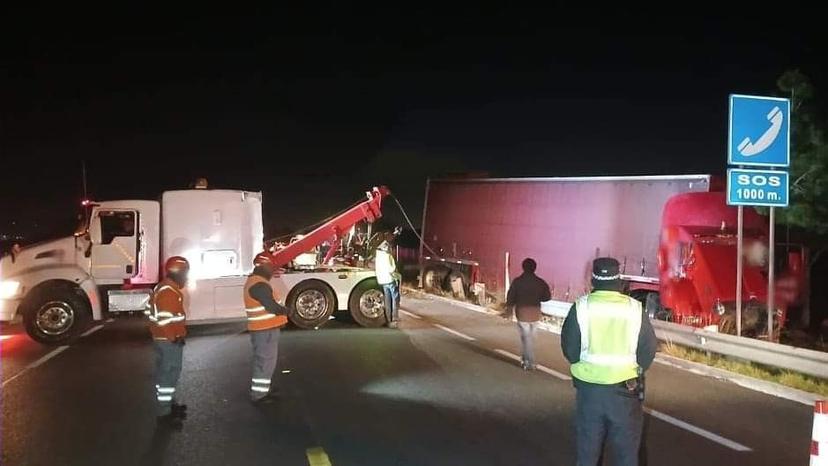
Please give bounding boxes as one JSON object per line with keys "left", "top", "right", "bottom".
{"left": 306, "top": 447, "right": 332, "bottom": 466}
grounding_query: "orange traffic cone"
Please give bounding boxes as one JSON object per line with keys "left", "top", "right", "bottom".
{"left": 812, "top": 400, "right": 828, "bottom": 465}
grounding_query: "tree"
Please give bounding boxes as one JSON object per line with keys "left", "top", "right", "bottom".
{"left": 773, "top": 70, "right": 828, "bottom": 241}
{"left": 765, "top": 70, "right": 828, "bottom": 327}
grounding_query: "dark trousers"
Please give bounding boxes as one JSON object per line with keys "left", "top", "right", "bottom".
{"left": 153, "top": 340, "right": 183, "bottom": 416}
{"left": 575, "top": 382, "right": 643, "bottom": 466}
{"left": 382, "top": 283, "right": 399, "bottom": 323}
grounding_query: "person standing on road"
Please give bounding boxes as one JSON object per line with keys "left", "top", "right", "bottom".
{"left": 506, "top": 258, "right": 551, "bottom": 371}
{"left": 147, "top": 256, "right": 190, "bottom": 428}
{"left": 561, "top": 257, "right": 658, "bottom": 466}
{"left": 375, "top": 240, "right": 400, "bottom": 328}
{"left": 244, "top": 252, "right": 289, "bottom": 404}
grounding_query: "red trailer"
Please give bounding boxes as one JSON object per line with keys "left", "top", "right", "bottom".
{"left": 420, "top": 175, "right": 805, "bottom": 335}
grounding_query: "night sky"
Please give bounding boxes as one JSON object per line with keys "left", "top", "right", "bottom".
{"left": 1, "top": 4, "right": 825, "bottom": 242}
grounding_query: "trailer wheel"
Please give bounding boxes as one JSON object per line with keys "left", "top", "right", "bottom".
{"left": 423, "top": 267, "right": 443, "bottom": 292}
{"left": 23, "top": 285, "right": 91, "bottom": 345}
{"left": 287, "top": 280, "right": 335, "bottom": 329}
{"left": 445, "top": 272, "right": 467, "bottom": 299}
{"left": 348, "top": 279, "right": 387, "bottom": 328}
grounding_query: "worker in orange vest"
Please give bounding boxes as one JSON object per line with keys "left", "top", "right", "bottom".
{"left": 147, "top": 256, "right": 190, "bottom": 428}
{"left": 244, "top": 252, "right": 290, "bottom": 404}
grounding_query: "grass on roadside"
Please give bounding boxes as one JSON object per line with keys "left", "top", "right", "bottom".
{"left": 661, "top": 340, "right": 828, "bottom": 397}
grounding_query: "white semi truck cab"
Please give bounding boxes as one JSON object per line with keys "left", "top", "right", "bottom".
{"left": 0, "top": 187, "right": 389, "bottom": 344}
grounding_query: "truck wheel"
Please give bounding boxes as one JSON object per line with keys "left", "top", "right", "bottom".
{"left": 423, "top": 267, "right": 440, "bottom": 291}
{"left": 349, "top": 279, "right": 386, "bottom": 328}
{"left": 445, "top": 272, "right": 467, "bottom": 299}
{"left": 644, "top": 292, "right": 664, "bottom": 320}
{"left": 23, "top": 286, "right": 91, "bottom": 345}
{"left": 288, "top": 280, "right": 335, "bottom": 330}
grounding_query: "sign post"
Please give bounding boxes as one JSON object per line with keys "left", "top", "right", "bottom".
{"left": 736, "top": 206, "right": 743, "bottom": 337}
{"left": 768, "top": 207, "right": 775, "bottom": 340}
{"left": 727, "top": 94, "right": 790, "bottom": 339}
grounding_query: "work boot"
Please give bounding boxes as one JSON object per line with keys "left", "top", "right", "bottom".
{"left": 521, "top": 361, "right": 536, "bottom": 371}
{"left": 387, "top": 321, "right": 399, "bottom": 329}
{"left": 171, "top": 403, "right": 188, "bottom": 419}
{"left": 251, "top": 395, "right": 276, "bottom": 406}
{"left": 251, "top": 391, "right": 279, "bottom": 405}
{"left": 156, "top": 413, "right": 183, "bottom": 431}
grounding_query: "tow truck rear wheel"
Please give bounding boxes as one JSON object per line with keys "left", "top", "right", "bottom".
{"left": 287, "top": 280, "right": 335, "bottom": 330}
{"left": 349, "top": 279, "right": 387, "bottom": 328}
{"left": 23, "top": 285, "right": 91, "bottom": 345}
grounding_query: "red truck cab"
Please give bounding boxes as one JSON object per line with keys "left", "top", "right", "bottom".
{"left": 658, "top": 191, "right": 803, "bottom": 334}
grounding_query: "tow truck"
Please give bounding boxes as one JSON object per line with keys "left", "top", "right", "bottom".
{"left": 0, "top": 184, "right": 392, "bottom": 344}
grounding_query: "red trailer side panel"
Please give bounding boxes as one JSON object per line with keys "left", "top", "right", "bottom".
{"left": 423, "top": 176, "right": 710, "bottom": 300}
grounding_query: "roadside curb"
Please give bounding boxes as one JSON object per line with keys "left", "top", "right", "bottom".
{"left": 402, "top": 287, "right": 564, "bottom": 333}
{"left": 403, "top": 287, "right": 822, "bottom": 406}
{"left": 654, "top": 353, "right": 820, "bottom": 406}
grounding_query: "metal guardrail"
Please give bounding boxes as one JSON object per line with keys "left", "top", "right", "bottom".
{"left": 652, "top": 320, "right": 828, "bottom": 379}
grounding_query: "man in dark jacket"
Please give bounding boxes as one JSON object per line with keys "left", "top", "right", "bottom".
{"left": 506, "top": 258, "right": 551, "bottom": 370}
{"left": 561, "top": 257, "right": 658, "bottom": 466}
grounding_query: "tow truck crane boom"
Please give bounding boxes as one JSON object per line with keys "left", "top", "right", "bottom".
{"left": 269, "top": 186, "right": 391, "bottom": 268}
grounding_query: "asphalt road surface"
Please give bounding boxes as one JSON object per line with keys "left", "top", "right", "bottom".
{"left": 0, "top": 294, "right": 815, "bottom": 465}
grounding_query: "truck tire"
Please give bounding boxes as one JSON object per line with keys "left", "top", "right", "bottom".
{"left": 445, "top": 272, "right": 467, "bottom": 299}
{"left": 23, "top": 285, "right": 91, "bottom": 345}
{"left": 423, "top": 267, "right": 442, "bottom": 292}
{"left": 630, "top": 291, "right": 669, "bottom": 321}
{"left": 348, "top": 279, "right": 387, "bottom": 328}
{"left": 287, "top": 280, "right": 335, "bottom": 330}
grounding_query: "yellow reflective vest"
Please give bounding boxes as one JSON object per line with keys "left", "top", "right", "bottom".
{"left": 570, "top": 291, "right": 642, "bottom": 385}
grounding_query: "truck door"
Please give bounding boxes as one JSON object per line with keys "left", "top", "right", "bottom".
{"left": 89, "top": 210, "right": 139, "bottom": 281}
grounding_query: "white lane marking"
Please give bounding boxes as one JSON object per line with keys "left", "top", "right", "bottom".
{"left": 494, "top": 348, "right": 572, "bottom": 380}
{"left": 1, "top": 370, "right": 27, "bottom": 388}
{"left": 399, "top": 309, "right": 421, "bottom": 319}
{"left": 644, "top": 408, "right": 752, "bottom": 452}
{"left": 409, "top": 296, "right": 752, "bottom": 453}
{"left": 28, "top": 345, "right": 70, "bottom": 369}
{"left": 536, "top": 364, "right": 572, "bottom": 381}
{"left": 81, "top": 324, "right": 104, "bottom": 337}
{"left": 2, "top": 320, "right": 111, "bottom": 387}
{"left": 494, "top": 347, "right": 747, "bottom": 451}
{"left": 494, "top": 349, "right": 523, "bottom": 362}
{"left": 105, "top": 318, "right": 115, "bottom": 323}
{"left": 433, "top": 324, "right": 476, "bottom": 341}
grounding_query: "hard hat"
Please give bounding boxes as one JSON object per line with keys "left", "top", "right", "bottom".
{"left": 165, "top": 256, "right": 190, "bottom": 273}
{"left": 254, "top": 251, "right": 273, "bottom": 267}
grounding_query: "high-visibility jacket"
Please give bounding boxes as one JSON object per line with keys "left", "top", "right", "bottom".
{"left": 147, "top": 278, "right": 187, "bottom": 341}
{"left": 375, "top": 250, "right": 396, "bottom": 285}
{"left": 570, "top": 290, "right": 642, "bottom": 385}
{"left": 244, "top": 274, "right": 288, "bottom": 332}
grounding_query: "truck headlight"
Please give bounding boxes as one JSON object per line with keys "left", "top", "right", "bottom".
{"left": 0, "top": 281, "right": 21, "bottom": 299}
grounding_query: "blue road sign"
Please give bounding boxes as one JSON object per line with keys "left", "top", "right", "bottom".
{"left": 728, "top": 94, "right": 790, "bottom": 167}
{"left": 727, "top": 168, "right": 789, "bottom": 207}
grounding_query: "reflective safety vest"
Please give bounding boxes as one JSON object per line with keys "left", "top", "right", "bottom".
{"left": 375, "top": 250, "right": 396, "bottom": 285}
{"left": 146, "top": 278, "right": 187, "bottom": 341}
{"left": 244, "top": 274, "right": 288, "bottom": 332}
{"left": 570, "top": 290, "right": 642, "bottom": 385}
